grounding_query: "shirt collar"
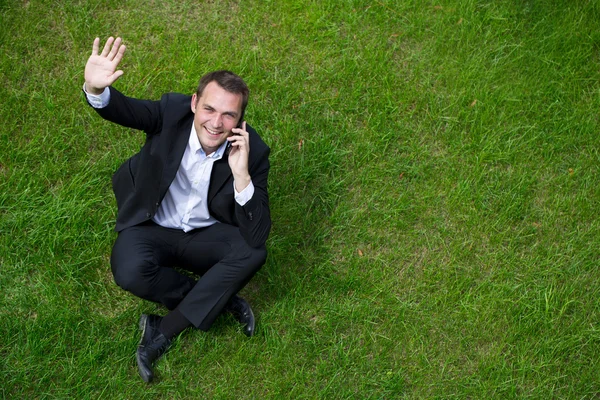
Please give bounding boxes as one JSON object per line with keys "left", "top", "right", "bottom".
{"left": 189, "top": 124, "right": 227, "bottom": 160}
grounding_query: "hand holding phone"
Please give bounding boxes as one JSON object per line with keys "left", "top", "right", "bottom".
{"left": 227, "top": 121, "right": 251, "bottom": 191}
{"left": 225, "top": 120, "right": 244, "bottom": 156}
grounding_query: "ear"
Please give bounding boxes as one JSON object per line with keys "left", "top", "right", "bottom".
{"left": 191, "top": 93, "right": 197, "bottom": 113}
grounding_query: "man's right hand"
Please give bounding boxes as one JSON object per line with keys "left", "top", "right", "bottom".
{"left": 84, "top": 37, "right": 126, "bottom": 95}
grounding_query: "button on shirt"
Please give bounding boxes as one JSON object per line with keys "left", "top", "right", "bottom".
{"left": 84, "top": 85, "right": 255, "bottom": 232}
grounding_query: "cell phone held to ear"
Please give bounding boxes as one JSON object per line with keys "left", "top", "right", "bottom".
{"left": 225, "top": 124, "right": 242, "bottom": 156}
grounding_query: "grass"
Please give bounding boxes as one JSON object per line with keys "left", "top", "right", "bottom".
{"left": 1, "top": 0, "right": 599, "bottom": 398}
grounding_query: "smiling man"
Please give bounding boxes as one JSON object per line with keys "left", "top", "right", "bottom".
{"left": 83, "top": 37, "right": 271, "bottom": 383}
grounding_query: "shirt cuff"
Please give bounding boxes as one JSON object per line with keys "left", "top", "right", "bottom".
{"left": 83, "top": 84, "right": 110, "bottom": 108}
{"left": 234, "top": 180, "right": 254, "bottom": 206}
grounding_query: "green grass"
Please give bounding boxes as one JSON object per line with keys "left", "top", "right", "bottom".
{"left": 1, "top": 0, "right": 599, "bottom": 398}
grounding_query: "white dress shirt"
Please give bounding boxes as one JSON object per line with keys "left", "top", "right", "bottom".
{"left": 84, "top": 85, "right": 255, "bottom": 232}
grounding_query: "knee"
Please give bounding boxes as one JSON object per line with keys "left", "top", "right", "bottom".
{"left": 228, "top": 241, "right": 267, "bottom": 271}
{"left": 245, "top": 245, "right": 268, "bottom": 269}
{"left": 110, "top": 251, "right": 154, "bottom": 297}
{"left": 255, "top": 246, "right": 268, "bottom": 265}
{"left": 110, "top": 256, "right": 135, "bottom": 291}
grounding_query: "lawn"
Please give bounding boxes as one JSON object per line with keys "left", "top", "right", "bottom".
{"left": 1, "top": 0, "right": 599, "bottom": 398}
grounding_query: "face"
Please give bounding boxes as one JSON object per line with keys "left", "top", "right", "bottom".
{"left": 191, "top": 81, "right": 243, "bottom": 154}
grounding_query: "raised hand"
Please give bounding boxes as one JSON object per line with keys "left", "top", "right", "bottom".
{"left": 228, "top": 121, "right": 252, "bottom": 192}
{"left": 84, "top": 37, "right": 126, "bottom": 95}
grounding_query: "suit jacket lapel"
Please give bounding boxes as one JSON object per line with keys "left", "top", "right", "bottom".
{"left": 208, "top": 157, "right": 232, "bottom": 202}
{"left": 160, "top": 115, "right": 193, "bottom": 196}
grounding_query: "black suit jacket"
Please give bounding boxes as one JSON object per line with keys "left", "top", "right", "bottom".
{"left": 89, "top": 87, "right": 271, "bottom": 248}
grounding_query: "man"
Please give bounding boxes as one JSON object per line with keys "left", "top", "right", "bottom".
{"left": 83, "top": 37, "right": 271, "bottom": 383}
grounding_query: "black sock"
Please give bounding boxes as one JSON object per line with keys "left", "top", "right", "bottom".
{"left": 159, "top": 309, "right": 192, "bottom": 339}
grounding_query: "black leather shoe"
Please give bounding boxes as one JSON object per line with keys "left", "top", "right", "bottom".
{"left": 224, "top": 295, "right": 256, "bottom": 337}
{"left": 136, "top": 314, "right": 172, "bottom": 383}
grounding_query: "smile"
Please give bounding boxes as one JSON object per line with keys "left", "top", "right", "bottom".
{"left": 205, "top": 126, "right": 223, "bottom": 136}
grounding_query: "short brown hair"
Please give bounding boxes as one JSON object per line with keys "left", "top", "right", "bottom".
{"left": 196, "top": 70, "right": 249, "bottom": 122}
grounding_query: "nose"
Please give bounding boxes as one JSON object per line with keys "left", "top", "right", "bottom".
{"left": 212, "top": 114, "right": 223, "bottom": 128}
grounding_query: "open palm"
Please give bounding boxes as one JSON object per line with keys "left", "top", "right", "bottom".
{"left": 84, "top": 37, "right": 126, "bottom": 94}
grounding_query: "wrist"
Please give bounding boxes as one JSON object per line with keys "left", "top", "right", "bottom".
{"left": 84, "top": 83, "right": 105, "bottom": 96}
{"left": 234, "top": 174, "right": 251, "bottom": 192}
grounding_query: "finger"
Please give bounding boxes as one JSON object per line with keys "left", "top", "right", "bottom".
{"left": 227, "top": 135, "right": 245, "bottom": 147}
{"left": 231, "top": 122, "right": 249, "bottom": 137}
{"left": 91, "top": 37, "right": 100, "bottom": 56}
{"left": 111, "top": 70, "right": 124, "bottom": 81}
{"left": 229, "top": 131, "right": 248, "bottom": 142}
{"left": 227, "top": 137, "right": 249, "bottom": 154}
{"left": 112, "top": 44, "right": 126, "bottom": 65}
{"left": 228, "top": 139, "right": 248, "bottom": 153}
{"left": 108, "top": 37, "right": 122, "bottom": 60}
{"left": 101, "top": 37, "right": 114, "bottom": 57}
{"left": 231, "top": 121, "right": 246, "bottom": 133}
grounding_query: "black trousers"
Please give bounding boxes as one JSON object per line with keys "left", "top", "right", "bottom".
{"left": 110, "top": 220, "right": 267, "bottom": 331}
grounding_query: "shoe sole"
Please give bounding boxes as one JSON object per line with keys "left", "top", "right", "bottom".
{"left": 139, "top": 315, "right": 148, "bottom": 342}
{"left": 245, "top": 307, "right": 256, "bottom": 337}
{"left": 137, "top": 314, "right": 153, "bottom": 383}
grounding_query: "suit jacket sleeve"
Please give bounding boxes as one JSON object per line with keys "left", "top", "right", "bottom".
{"left": 87, "top": 87, "right": 164, "bottom": 136}
{"left": 236, "top": 141, "right": 271, "bottom": 248}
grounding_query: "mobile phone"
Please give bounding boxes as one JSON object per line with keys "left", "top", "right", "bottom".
{"left": 225, "top": 120, "right": 243, "bottom": 156}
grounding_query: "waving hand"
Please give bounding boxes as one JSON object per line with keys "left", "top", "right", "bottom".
{"left": 84, "top": 37, "right": 126, "bottom": 95}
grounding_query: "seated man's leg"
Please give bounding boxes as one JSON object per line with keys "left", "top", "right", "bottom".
{"left": 110, "top": 222, "right": 196, "bottom": 310}
{"left": 122, "top": 222, "right": 266, "bottom": 383}
{"left": 173, "top": 222, "right": 267, "bottom": 331}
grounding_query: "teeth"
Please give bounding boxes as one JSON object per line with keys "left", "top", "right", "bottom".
{"left": 206, "top": 127, "right": 221, "bottom": 135}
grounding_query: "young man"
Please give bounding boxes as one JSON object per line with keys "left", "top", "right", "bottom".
{"left": 83, "top": 37, "right": 271, "bottom": 383}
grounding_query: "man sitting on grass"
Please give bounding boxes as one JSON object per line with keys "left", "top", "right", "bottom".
{"left": 83, "top": 37, "right": 271, "bottom": 383}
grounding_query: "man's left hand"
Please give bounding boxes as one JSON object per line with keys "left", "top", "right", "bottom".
{"left": 228, "top": 121, "right": 251, "bottom": 192}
